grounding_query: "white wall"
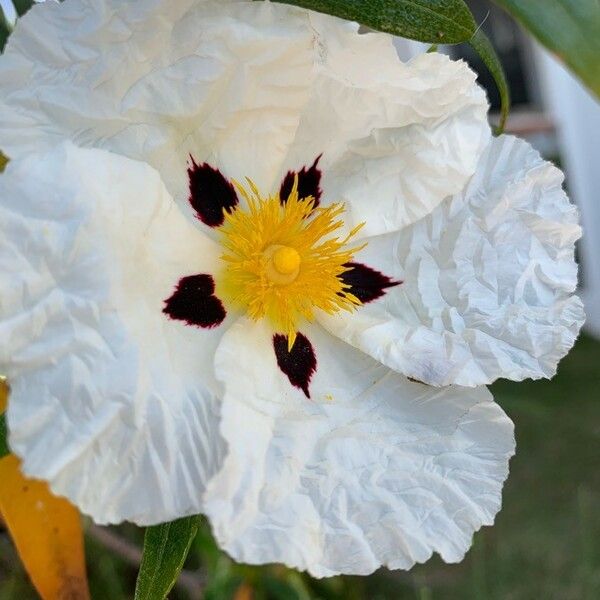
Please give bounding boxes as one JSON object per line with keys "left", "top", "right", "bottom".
{"left": 0, "top": 0, "right": 16, "bottom": 24}
{"left": 534, "top": 46, "right": 600, "bottom": 338}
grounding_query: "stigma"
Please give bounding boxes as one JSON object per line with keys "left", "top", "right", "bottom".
{"left": 264, "top": 245, "right": 301, "bottom": 285}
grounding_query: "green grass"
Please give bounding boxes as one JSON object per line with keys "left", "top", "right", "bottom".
{"left": 1, "top": 335, "right": 599, "bottom": 599}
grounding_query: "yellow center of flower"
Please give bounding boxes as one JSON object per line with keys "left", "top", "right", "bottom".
{"left": 263, "top": 245, "right": 302, "bottom": 285}
{"left": 217, "top": 178, "right": 365, "bottom": 349}
{"left": 272, "top": 246, "right": 301, "bottom": 276}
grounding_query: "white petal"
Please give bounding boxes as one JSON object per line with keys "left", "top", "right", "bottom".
{"left": 319, "top": 136, "right": 585, "bottom": 387}
{"left": 282, "top": 17, "right": 491, "bottom": 235}
{"left": 0, "top": 143, "right": 227, "bottom": 524}
{"left": 0, "top": 1, "right": 489, "bottom": 234}
{"left": 0, "top": 0, "right": 316, "bottom": 202}
{"left": 205, "top": 319, "right": 514, "bottom": 578}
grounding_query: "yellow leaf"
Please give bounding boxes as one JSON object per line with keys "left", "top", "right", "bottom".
{"left": 234, "top": 583, "right": 254, "bottom": 600}
{"left": 0, "top": 454, "right": 90, "bottom": 600}
{"left": 0, "top": 150, "right": 8, "bottom": 173}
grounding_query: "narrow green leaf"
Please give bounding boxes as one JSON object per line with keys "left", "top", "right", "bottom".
{"left": 0, "top": 6, "right": 11, "bottom": 54}
{"left": 469, "top": 29, "right": 511, "bottom": 135}
{"left": 0, "top": 379, "right": 7, "bottom": 458}
{"left": 274, "top": 0, "right": 476, "bottom": 43}
{"left": 135, "top": 516, "right": 200, "bottom": 600}
{"left": 0, "top": 151, "right": 8, "bottom": 172}
{"left": 12, "top": 0, "right": 35, "bottom": 18}
{"left": 0, "top": 414, "right": 8, "bottom": 459}
{"left": 492, "top": 0, "right": 600, "bottom": 98}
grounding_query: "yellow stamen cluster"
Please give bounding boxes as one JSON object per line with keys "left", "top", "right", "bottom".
{"left": 217, "top": 179, "right": 365, "bottom": 349}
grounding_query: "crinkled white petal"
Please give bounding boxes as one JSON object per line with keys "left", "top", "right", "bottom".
{"left": 319, "top": 136, "right": 585, "bottom": 387}
{"left": 0, "top": 143, "right": 227, "bottom": 525}
{"left": 283, "top": 16, "right": 491, "bottom": 235}
{"left": 205, "top": 319, "right": 514, "bottom": 578}
{"left": 0, "top": 1, "right": 489, "bottom": 234}
{"left": 0, "top": 0, "right": 316, "bottom": 202}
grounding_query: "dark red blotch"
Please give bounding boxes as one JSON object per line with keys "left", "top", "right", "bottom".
{"left": 280, "top": 155, "right": 323, "bottom": 208}
{"left": 188, "top": 158, "right": 238, "bottom": 227}
{"left": 340, "top": 262, "right": 402, "bottom": 304}
{"left": 273, "top": 333, "right": 317, "bottom": 399}
{"left": 163, "top": 274, "right": 226, "bottom": 329}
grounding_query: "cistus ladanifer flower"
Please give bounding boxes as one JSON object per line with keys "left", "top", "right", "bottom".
{"left": 0, "top": 0, "right": 583, "bottom": 577}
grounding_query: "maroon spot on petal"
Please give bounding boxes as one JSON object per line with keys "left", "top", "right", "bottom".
{"left": 273, "top": 333, "right": 317, "bottom": 399}
{"left": 340, "top": 262, "right": 402, "bottom": 304}
{"left": 163, "top": 274, "right": 226, "bottom": 328}
{"left": 280, "top": 154, "right": 323, "bottom": 208}
{"left": 188, "top": 158, "right": 239, "bottom": 227}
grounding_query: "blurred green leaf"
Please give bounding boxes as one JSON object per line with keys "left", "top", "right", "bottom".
{"left": 12, "top": 0, "right": 35, "bottom": 18}
{"left": 0, "top": 6, "right": 11, "bottom": 53}
{"left": 492, "top": 0, "right": 600, "bottom": 98}
{"left": 0, "top": 151, "right": 8, "bottom": 172}
{"left": 262, "top": 577, "right": 303, "bottom": 600}
{"left": 204, "top": 577, "right": 244, "bottom": 600}
{"left": 0, "top": 380, "right": 8, "bottom": 458}
{"left": 0, "top": 414, "right": 8, "bottom": 459}
{"left": 274, "top": 0, "right": 477, "bottom": 43}
{"left": 469, "top": 30, "right": 511, "bottom": 134}
{"left": 134, "top": 516, "right": 200, "bottom": 600}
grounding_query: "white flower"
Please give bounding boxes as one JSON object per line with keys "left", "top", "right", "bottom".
{"left": 0, "top": 0, "right": 582, "bottom": 577}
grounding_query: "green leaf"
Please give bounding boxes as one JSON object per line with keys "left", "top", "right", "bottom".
{"left": 0, "top": 380, "right": 8, "bottom": 458}
{"left": 469, "top": 30, "right": 511, "bottom": 134}
{"left": 0, "top": 414, "right": 8, "bottom": 459}
{"left": 0, "top": 151, "right": 8, "bottom": 172}
{"left": 12, "top": 0, "right": 35, "bottom": 18}
{"left": 274, "top": 0, "right": 477, "bottom": 43}
{"left": 492, "top": 0, "right": 600, "bottom": 98}
{"left": 0, "top": 6, "right": 11, "bottom": 54}
{"left": 135, "top": 516, "right": 200, "bottom": 600}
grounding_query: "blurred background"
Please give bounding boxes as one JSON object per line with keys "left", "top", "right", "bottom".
{"left": 1, "top": 0, "right": 599, "bottom": 598}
